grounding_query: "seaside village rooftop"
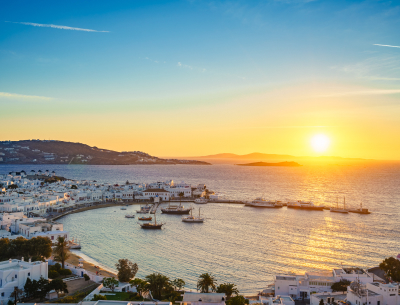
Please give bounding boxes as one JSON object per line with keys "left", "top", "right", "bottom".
{"left": 0, "top": 170, "right": 399, "bottom": 305}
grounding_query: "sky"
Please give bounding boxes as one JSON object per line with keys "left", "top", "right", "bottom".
{"left": 1, "top": 0, "right": 400, "bottom": 159}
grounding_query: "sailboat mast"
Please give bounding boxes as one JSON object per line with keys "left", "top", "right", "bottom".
{"left": 344, "top": 196, "right": 346, "bottom": 210}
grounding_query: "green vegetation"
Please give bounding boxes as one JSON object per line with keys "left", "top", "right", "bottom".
{"left": 226, "top": 296, "right": 249, "bottom": 305}
{"left": 319, "top": 299, "right": 324, "bottom": 305}
{"left": 84, "top": 273, "right": 90, "bottom": 281}
{"left": 24, "top": 276, "right": 68, "bottom": 301}
{"left": 53, "top": 236, "right": 71, "bottom": 269}
{"left": 103, "top": 277, "right": 119, "bottom": 292}
{"left": 0, "top": 236, "right": 52, "bottom": 261}
{"left": 380, "top": 257, "right": 400, "bottom": 282}
{"left": 197, "top": 273, "right": 217, "bottom": 293}
{"left": 129, "top": 278, "right": 149, "bottom": 297}
{"left": 331, "top": 279, "right": 351, "bottom": 292}
{"left": 71, "top": 185, "right": 78, "bottom": 189}
{"left": 217, "top": 283, "right": 239, "bottom": 299}
{"left": 145, "top": 273, "right": 173, "bottom": 300}
{"left": 48, "top": 263, "right": 73, "bottom": 279}
{"left": 116, "top": 258, "right": 139, "bottom": 282}
{"left": 92, "top": 294, "right": 108, "bottom": 301}
{"left": 8, "top": 184, "right": 18, "bottom": 189}
{"left": 54, "top": 291, "right": 90, "bottom": 303}
{"left": 172, "top": 278, "right": 186, "bottom": 291}
{"left": 101, "top": 292, "right": 131, "bottom": 300}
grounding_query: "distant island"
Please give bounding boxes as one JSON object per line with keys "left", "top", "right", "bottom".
{"left": 236, "top": 161, "right": 302, "bottom": 167}
{"left": 0, "top": 140, "right": 210, "bottom": 165}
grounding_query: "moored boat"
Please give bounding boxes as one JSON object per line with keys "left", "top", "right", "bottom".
{"left": 247, "top": 197, "right": 283, "bottom": 208}
{"left": 330, "top": 197, "right": 349, "bottom": 213}
{"left": 349, "top": 203, "right": 371, "bottom": 214}
{"left": 136, "top": 204, "right": 152, "bottom": 214}
{"left": 182, "top": 208, "right": 204, "bottom": 223}
{"left": 194, "top": 198, "right": 208, "bottom": 204}
{"left": 138, "top": 216, "right": 152, "bottom": 221}
{"left": 125, "top": 214, "right": 135, "bottom": 218}
{"left": 161, "top": 202, "right": 191, "bottom": 214}
{"left": 287, "top": 200, "right": 324, "bottom": 211}
{"left": 139, "top": 212, "right": 164, "bottom": 229}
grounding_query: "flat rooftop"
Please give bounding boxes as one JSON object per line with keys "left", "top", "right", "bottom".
{"left": 276, "top": 275, "right": 297, "bottom": 281}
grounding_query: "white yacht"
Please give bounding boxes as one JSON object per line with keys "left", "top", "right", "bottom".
{"left": 125, "top": 214, "right": 135, "bottom": 218}
{"left": 136, "top": 204, "right": 152, "bottom": 214}
{"left": 247, "top": 198, "right": 283, "bottom": 208}
{"left": 287, "top": 200, "right": 324, "bottom": 211}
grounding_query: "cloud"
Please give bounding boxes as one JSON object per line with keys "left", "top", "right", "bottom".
{"left": 0, "top": 92, "right": 53, "bottom": 101}
{"left": 6, "top": 21, "right": 109, "bottom": 33}
{"left": 374, "top": 44, "right": 400, "bottom": 49}
{"left": 317, "top": 89, "right": 400, "bottom": 97}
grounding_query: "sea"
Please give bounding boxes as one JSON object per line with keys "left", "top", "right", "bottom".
{"left": 1, "top": 163, "right": 400, "bottom": 294}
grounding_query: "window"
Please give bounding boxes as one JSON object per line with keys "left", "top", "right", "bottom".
{"left": 1, "top": 292, "right": 4, "bottom": 297}
{"left": 15, "top": 274, "right": 17, "bottom": 278}
{"left": 377, "top": 301, "right": 380, "bottom": 305}
{"left": 28, "top": 272, "right": 30, "bottom": 276}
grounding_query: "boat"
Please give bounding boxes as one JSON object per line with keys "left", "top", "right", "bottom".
{"left": 139, "top": 212, "right": 164, "bottom": 229}
{"left": 136, "top": 204, "right": 152, "bottom": 214}
{"left": 182, "top": 208, "right": 204, "bottom": 223}
{"left": 287, "top": 200, "right": 324, "bottom": 211}
{"left": 330, "top": 197, "right": 349, "bottom": 213}
{"left": 138, "top": 216, "right": 152, "bottom": 221}
{"left": 194, "top": 198, "right": 208, "bottom": 204}
{"left": 120, "top": 207, "right": 127, "bottom": 210}
{"left": 246, "top": 197, "right": 283, "bottom": 208}
{"left": 349, "top": 203, "right": 371, "bottom": 214}
{"left": 125, "top": 214, "right": 135, "bottom": 218}
{"left": 161, "top": 202, "right": 191, "bottom": 214}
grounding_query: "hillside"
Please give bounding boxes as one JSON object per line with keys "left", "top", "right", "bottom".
{"left": 0, "top": 140, "right": 210, "bottom": 165}
{"left": 236, "top": 161, "right": 302, "bottom": 167}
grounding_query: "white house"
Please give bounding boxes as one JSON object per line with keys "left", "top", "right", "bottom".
{"left": 142, "top": 189, "right": 170, "bottom": 201}
{"left": 310, "top": 292, "right": 347, "bottom": 305}
{"left": 0, "top": 258, "right": 48, "bottom": 304}
{"left": 179, "top": 292, "right": 227, "bottom": 305}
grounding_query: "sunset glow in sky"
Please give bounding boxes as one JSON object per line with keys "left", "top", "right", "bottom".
{"left": 1, "top": 1, "right": 400, "bottom": 159}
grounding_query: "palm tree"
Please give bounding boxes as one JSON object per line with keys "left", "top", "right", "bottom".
{"left": 145, "top": 273, "right": 172, "bottom": 300}
{"left": 129, "top": 278, "right": 148, "bottom": 297}
{"left": 216, "top": 283, "right": 239, "bottom": 299}
{"left": 178, "top": 192, "right": 184, "bottom": 206}
{"left": 53, "top": 236, "right": 70, "bottom": 269}
{"left": 197, "top": 273, "right": 217, "bottom": 293}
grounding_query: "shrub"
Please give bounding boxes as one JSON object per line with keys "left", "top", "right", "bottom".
{"left": 83, "top": 274, "right": 90, "bottom": 281}
{"left": 49, "top": 270, "right": 60, "bottom": 279}
{"left": 59, "top": 268, "right": 72, "bottom": 276}
{"left": 92, "top": 294, "right": 107, "bottom": 301}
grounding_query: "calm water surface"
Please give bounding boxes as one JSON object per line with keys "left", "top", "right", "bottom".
{"left": 2, "top": 163, "right": 399, "bottom": 293}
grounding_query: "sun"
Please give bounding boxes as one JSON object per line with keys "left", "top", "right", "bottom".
{"left": 310, "top": 134, "right": 330, "bottom": 153}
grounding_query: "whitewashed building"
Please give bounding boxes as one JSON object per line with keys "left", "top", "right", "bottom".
{"left": 0, "top": 258, "right": 48, "bottom": 304}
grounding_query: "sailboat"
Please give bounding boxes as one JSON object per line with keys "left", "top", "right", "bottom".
{"left": 161, "top": 201, "right": 191, "bottom": 214}
{"left": 330, "top": 196, "right": 349, "bottom": 213}
{"left": 139, "top": 211, "right": 164, "bottom": 229}
{"left": 182, "top": 208, "right": 205, "bottom": 223}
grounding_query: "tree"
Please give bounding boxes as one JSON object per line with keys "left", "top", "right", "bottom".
{"left": 53, "top": 236, "right": 70, "bottom": 269}
{"left": 178, "top": 192, "right": 184, "bottom": 205}
{"left": 130, "top": 278, "right": 149, "bottom": 297}
{"left": 145, "top": 273, "right": 172, "bottom": 300}
{"left": 172, "top": 278, "right": 186, "bottom": 291}
{"left": 380, "top": 257, "right": 400, "bottom": 282}
{"left": 103, "top": 277, "right": 119, "bottom": 292}
{"left": 226, "top": 295, "right": 249, "bottom": 305}
{"left": 28, "top": 236, "right": 53, "bottom": 260}
{"left": 197, "top": 273, "right": 217, "bottom": 293}
{"left": 331, "top": 279, "right": 351, "bottom": 293}
{"left": 319, "top": 299, "right": 325, "bottom": 305}
{"left": 49, "top": 278, "right": 69, "bottom": 296}
{"left": 71, "top": 185, "right": 77, "bottom": 189}
{"left": 10, "top": 287, "right": 24, "bottom": 305}
{"left": 115, "top": 258, "right": 138, "bottom": 282}
{"left": 83, "top": 274, "right": 90, "bottom": 281}
{"left": 36, "top": 276, "right": 51, "bottom": 301}
{"left": 8, "top": 185, "right": 18, "bottom": 189}
{"left": 216, "top": 283, "right": 239, "bottom": 299}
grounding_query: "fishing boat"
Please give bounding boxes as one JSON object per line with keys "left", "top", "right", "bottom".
{"left": 330, "top": 197, "right": 349, "bottom": 213}
{"left": 120, "top": 207, "right": 127, "bottom": 210}
{"left": 138, "top": 216, "right": 152, "bottom": 221}
{"left": 287, "top": 200, "right": 324, "bottom": 211}
{"left": 125, "top": 214, "right": 135, "bottom": 218}
{"left": 194, "top": 197, "right": 208, "bottom": 204}
{"left": 349, "top": 203, "right": 371, "bottom": 214}
{"left": 182, "top": 208, "right": 205, "bottom": 223}
{"left": 136, "top": 204, "right": 152, "bottom": 214}
{"left": 161, "top": 202, "right": 191, "bottom": 214}
{"left": 139, "top": 212, "right": 164, "bottom": 229}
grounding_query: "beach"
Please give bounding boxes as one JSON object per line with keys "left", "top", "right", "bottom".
{"left": 66, "top": 252, "right": 118, "bottom": 278}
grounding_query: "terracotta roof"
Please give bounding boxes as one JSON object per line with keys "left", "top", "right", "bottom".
{"left": 143, "top": 188, "right": 169, "bottom": 193}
